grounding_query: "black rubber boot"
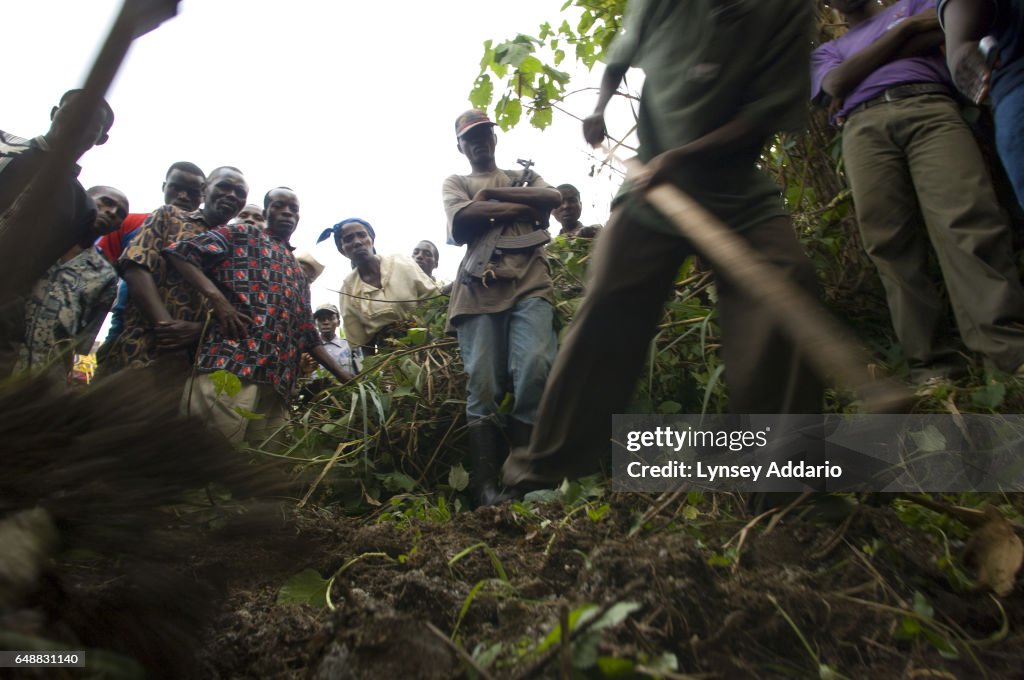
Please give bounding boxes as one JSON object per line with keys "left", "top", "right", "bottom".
{"left": 467, "top": 420, "right": 508, "bottom": 507}
{"left": 506, "top": 418, "right": 534, "bottom": 450}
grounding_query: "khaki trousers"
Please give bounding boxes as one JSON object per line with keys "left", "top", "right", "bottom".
{"left": 503, "top": 197, "right": 823, "bottom": 486}
{"left": 842, "top": 94, "right": 1024, "bottom": 372}
{"left": 181, "top": 373, "right": 289, "bottom": 446}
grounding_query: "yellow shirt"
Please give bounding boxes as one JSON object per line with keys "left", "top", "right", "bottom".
{"left": 339, "top": 254, "right": 440, "bottom": 347}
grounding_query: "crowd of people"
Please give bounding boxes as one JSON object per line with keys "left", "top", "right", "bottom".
{"left": 1, "top": 0, "right": 1022, "bottom": 504}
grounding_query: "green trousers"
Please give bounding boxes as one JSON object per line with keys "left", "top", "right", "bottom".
{"left": 503, "top": 199, "right": 823, "bottom": 487}
{"left": 842, "top": 94, "right": 1024, "bottom": 373}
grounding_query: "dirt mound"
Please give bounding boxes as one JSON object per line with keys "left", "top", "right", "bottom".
{"left": 192, "top": 495, "right": 1023, "bottom": 679}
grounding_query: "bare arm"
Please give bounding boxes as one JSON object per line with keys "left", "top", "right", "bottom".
{"left": 473, "top": 186, "right": 561, "bottom": 209}
{"left": 583, "top": 62, "right": 628, "bottom": 147}
{"left": 451, "top": 187, "right": 561, "bottom": 244}
{"left": 166, "top": 254, "right": 252, "bottom": 339}
{"left": 123, "top": 263, "right": 173, "bottom": 324}
{"left": 123, "top": 262, "right": 204, "bottom": 349}
{"left": 822, "top": 10, "right": 940, "bottom": 98}
{"left": 451, "top": 202, "right": 536, "bottom": 243}
{"left": 310, "top": 343, "right": 355, "bottom": 383}
{"left": 941, "top": 0, "right": 997, "bottom": 99}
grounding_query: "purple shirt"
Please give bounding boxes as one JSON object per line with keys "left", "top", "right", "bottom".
{"left": 811, "top": 0, "right": 951, "bottom": 123}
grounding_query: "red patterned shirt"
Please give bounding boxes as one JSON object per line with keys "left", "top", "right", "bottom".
{"left": 165, "top": 224, "right": 321, "bottom": 399}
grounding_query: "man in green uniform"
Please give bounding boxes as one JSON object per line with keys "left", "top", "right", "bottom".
{"left": 504, "top": 0, "right": 824, "bottom": 489}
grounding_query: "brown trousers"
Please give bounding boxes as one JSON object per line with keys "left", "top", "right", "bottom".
{"left": 503, "top": 197, "right": 823, "bottom": 486}
{"left": 842, "top": 94, "right": 1024, "bottom": 373}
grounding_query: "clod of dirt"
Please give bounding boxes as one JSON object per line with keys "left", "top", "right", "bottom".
{"left": 0, "top": 508, "right": 57, "bottom": 610}
{"left": 965, "top": 507, "right": 1024, "bottom": 597}
{"left": 314, "top": 608, "right": 456, "bottom": 679}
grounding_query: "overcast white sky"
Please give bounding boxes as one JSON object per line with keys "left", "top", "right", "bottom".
{"left": 3, "top": 0, "right": 632, "bottom": 308}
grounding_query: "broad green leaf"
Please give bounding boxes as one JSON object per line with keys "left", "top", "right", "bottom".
{"left": 479, "top": 39, "right": 494, "bottom": 69}
{"left": 536, "top": 603, "right": 595, "bottom": 653}
{"left": 530, "top": 106, "right": 553, "bottom": 130}
{"left": 899, "top": 616, "right": 921, "bottom": 637}
{"left": 495, "top": 97, "right": 522, "bottom": 131}
{"left": 405, "top": 327, "right": 427, "bottom": 346}
{"left": 578, "top": 10, "right": 596, "bottom": 32}
{"left": 377, "top": 471, "right": 417, "bottom": 493}
{"left": 596, "top": 656, "right": 634, "bottom": 676}
{"left": 572, "top": 630, "right": 600, "bottom": 669}
{"left": 211, "top": 369, "right": 242, "bottom": 398}
{"left": 590, "top": 601, "right": 642, "bottom": 632}
{"left": 472, "top": 642, "right": 504, "bottom": 669}
{"left": 909, "top": 426, "right": 946, "bottom": 452}
{"left": 524, "top": 488, "right": 560, "bottom": 503}
{"left": 586, "top": 503, "right": 610, "bottom": 522}
{"left": 277, "top": 568, "right": 330, "bottom": 608}
{"left": 646, "top": 652, "right": 679, "bottom": 672}
{"left": 971, "top": 381, "right": 1006, "bottom": 410}
{"left": 911, "top": 591, "right": 934, "bottom": 619}
{"left": 495, "top": 41, "right": 532, "bottom": 68}
{"left": 819, "top": 664, "right": 840, "bottom": 679}
{"left": 657, "top": 400, "right": 682, "bottom": 414}
{"left": 543, "top": 65, "right": 571, "bottom": 85}
{"left": 519, "top": 55, "right": 543, "bottom": 74}
{"left": 470, "top": 74, "right": 494, "bottom": 109}
{"left": 923, "top": 630, "right": 960, "bottom": 659}
{"left": 449, "top": 463, "right": 470, "bottom": 491}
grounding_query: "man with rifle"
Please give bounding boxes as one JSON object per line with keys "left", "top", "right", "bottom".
{"left": 442, "top": 109, "right": 561, "bottom": 506}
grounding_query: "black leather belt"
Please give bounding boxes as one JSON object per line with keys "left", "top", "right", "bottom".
{"left": 846, "top": 82, "right": 954, "bottom": 118}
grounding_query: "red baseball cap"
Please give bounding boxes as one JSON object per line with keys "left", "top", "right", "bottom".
{"left": 455, "top": 109, "right": 496, "bottom": 138}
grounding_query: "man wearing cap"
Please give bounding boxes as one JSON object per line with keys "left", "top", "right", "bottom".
{"left": 443, "top": 108, "right": 562, "bottom": 506}
{"left": 166, "top": 187, "right": 354, "bottom": 444}
{"left": 814, "top": 0, "right": 1024, "bottom": 380}
{"left": 313, "top": 303, "right": 361, "bottom": 376}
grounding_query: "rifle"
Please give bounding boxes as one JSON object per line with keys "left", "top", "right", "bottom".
{"left": 462, "top": 158, "right": 550, "bottom": 286}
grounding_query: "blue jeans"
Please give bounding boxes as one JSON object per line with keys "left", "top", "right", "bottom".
{"left": 455, "top": 296, "right": 557, "bottom": 426}
{"left": 995, "top": 85, "right": 1024, "bottom": 210}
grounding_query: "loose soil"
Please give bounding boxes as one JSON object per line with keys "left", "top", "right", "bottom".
{"left": 8, "top": 492, "right": 1024, "bottom": 679}
{"left": 92, "top": 494, "right": 1024, "bottom": 678}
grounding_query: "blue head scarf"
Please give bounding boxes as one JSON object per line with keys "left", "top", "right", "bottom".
{"left": 317, "top": 218, "right": 376, "bottom": 253}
